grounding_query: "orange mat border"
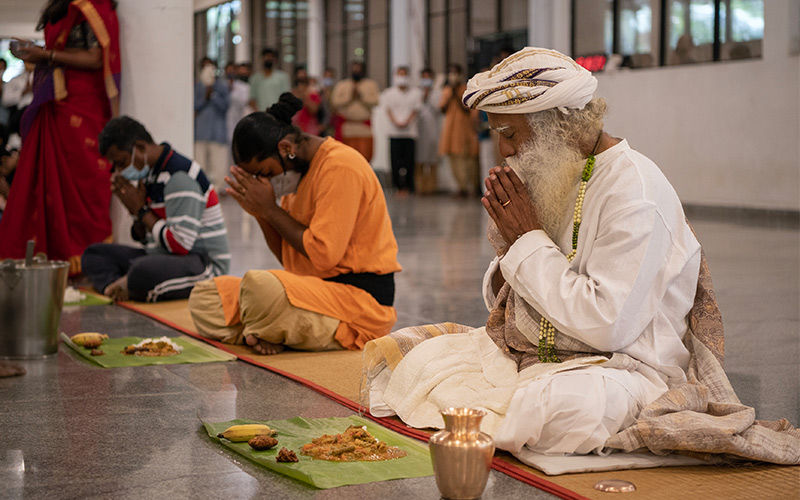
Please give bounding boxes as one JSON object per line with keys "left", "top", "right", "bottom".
{"left": 117, "top": 301, "right": 590, "bottom": 500}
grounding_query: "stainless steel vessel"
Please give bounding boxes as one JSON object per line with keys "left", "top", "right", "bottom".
{"left": 429, "top": 408, "right": 495, "bottom": 500}
{"left": 0, "top": 257, "right": 69, "bottom": 359}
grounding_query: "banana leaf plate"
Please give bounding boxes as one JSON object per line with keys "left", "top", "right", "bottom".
{"left": 60, "top": 333, "right": 236, "bottom": 367}
{"left": 63, "top": 289, "right": 113, "bottom": 306}
{"left": 203, "top": 416, "right": 434, "bottom": 489}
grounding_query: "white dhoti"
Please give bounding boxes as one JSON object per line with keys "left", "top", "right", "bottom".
{"left": 371, "top": 328, "right": 667, "bottom": 456}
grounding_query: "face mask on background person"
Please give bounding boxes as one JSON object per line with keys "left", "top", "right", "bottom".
{"left": 120, "top": 149, "right": 150, "bottom": 182}
{"left": 420, "top": 78, "right": 433, "bottom": 88}
{"left": 321, "top": 77, "right": 334, "bottom": 88}
{"left": 394, "top": 75, "right": 409, "bottom": 88}
{"left": 263, "top": 59, "right": 274, "bottom": 70}
{"left": 270, "top": 170, "right": 302, "bottom": 200}
{"left": 200, "top": 64, "right": 216, "bottom": 87}
{"left": 352, "top": 71, "right": 364, "bottom": 82}
{"left": 447, "top": 72, "right": 461, "bottom": 86}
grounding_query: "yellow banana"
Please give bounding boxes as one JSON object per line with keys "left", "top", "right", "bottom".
{"left": 217, "top": 424, "right": 276, "bottom": 442}
{"left": 70, "top": 332, "right": 109, "bottom": 348}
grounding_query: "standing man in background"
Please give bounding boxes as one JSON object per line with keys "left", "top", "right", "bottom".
{"left": 194, "top": 57, "right": 230, "bottom": 193}
{"left": 381, "top": 66, "right": 421, "bottom": 196}
{"left": 248, "top": 48, "right": 291, "bottom": 111}
{"left": 331, "top": 61, "right": 379, "bottom": 162}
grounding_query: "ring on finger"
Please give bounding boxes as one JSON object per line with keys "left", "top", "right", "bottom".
{"left": 501, "top": 199, "right": 511, "bottom": 207}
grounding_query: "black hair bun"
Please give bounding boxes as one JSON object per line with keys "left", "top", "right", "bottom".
{"left": 267, "top": 92, "right": 303, "bottom": 125}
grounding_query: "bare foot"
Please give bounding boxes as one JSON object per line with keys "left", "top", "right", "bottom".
{"left": 0, "top": 361, "right": 26, "bottom": 377}
{"left": 244, "top": 334, "right": 285, "bottom": 355}
{"left": 103, "top": 275, "right": 129, "bottom": 301}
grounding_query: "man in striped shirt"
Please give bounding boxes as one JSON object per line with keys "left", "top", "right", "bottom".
{"left": 82, "top": 116, "right": 230, "bottom": 302}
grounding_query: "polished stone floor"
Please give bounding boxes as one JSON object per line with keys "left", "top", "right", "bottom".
{"left": 1, "top": 193, "right": 798, "bottom": 499}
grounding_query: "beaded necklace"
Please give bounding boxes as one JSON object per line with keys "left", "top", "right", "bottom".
{"left": 538, "top": 132, "right": 603, "bottom": 363}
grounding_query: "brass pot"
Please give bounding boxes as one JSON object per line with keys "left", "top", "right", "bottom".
{"left": 429, "top": 408, "right": 495, "bottom": 500}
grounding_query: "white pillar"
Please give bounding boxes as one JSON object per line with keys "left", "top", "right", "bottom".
{"left": 234, "top": 0, "right": 251, "bottom": 64}
{"left": 118, "top": 0, "right": 193, "bottom": 152}
{"left": 390, "top": 0, "right": 410, "bottom": 72}
{"left": 409, "top": 0, "right": 426, "bottom": 81}
{"left": 307, "top": 0, "right": 325, "bottom": 78}
{"left": 113, "top": 0, "right": 194, "bottom": 244}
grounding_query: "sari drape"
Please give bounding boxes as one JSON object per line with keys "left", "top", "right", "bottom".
{"left": 0, "top": 0, "right": 121, "bottom": 274}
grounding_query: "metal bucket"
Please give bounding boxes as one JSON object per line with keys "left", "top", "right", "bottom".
{"left": 0, "top": 258, "right": 70, "bottom": 359}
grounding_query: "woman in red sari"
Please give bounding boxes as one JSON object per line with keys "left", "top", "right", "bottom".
{"left": 0, "top": 0, "right": 120, "bottom": 274}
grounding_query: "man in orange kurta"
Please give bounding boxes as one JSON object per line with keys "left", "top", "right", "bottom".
{"left": 189, "top": 135, "right": 401, "bottom": 354}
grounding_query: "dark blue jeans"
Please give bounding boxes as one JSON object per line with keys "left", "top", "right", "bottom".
{"left": 82, "top": 243, "right": 210, "bottom": 302}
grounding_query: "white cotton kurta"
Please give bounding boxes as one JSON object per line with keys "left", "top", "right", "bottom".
{"left": 381, "top": 86, "right": 423, "bottom": 138}
{"left": 374, "top": 139, "right": 702, "bottom": 456}
{"left": 484, "top": 139, "right": 700, "bottom": 386}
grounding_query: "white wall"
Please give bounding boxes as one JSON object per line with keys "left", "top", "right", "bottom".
{"left": 594, "top": 0, "right": 799, "bottom": 211}
{"left": 0, "top": 22, "right": 41, "bottom": 41}
{"left": 0, "top": 0, "right": 44, "bottom": 40}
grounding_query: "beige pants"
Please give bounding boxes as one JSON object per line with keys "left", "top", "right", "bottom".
{"left": 188, "top": 271, "right": 342, "bottom": 351}
{"left": 448, "top": 153, "right": 478, "bottom": 194}
{"left": 194, "top": 140, "right": 229, "bottom": 190}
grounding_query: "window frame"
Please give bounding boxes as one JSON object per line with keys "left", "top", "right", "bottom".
{"left": 571, "top": 0, "right": 764, "bottom": 69}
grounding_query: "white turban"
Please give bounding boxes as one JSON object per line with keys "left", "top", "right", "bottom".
{"left": 462, "top": 47, "right": 597, "bottom": 114}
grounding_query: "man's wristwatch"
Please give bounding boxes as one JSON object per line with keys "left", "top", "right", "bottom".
{"left": 135, "top": 205, "right": 150, "bottom": 222}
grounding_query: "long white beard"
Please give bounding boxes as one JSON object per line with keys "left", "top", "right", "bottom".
{"left": 506, "top": 137, "right": 583, "bottom": 240}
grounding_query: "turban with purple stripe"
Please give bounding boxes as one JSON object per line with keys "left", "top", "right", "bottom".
{"left": 463, "top": 47, "right": 597, "bottom": 115}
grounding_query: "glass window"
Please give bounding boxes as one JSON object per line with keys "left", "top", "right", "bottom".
{"left": 265, "top": 2, "right": 281, "bottom": 55}
{"left": 279, "top": 4, "right": 297, "bottom": 66}
{"left": 618, "top": 0, "right": 655, "bottom": 68}
{"left": 573, "top": 0, "right": 613, "bottom": 58}
{"left": 667, "top": 0, "right": 715, "bottom": 65}
{"left": 205, "top": 1, "right": 241, "bottom": 68}
{"left": 574, "top": 0, "right": 763, "bottom": 69}
{"left": 720, "top": 0, "right": 763, "bottom": 60}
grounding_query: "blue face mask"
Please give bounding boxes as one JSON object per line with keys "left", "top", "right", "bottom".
{"left": 120, "top": 149, "right": 150, "bottom": 181}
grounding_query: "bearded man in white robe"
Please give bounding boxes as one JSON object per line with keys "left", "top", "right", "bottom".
{"left": 364, "top": 48, "right": 800, "bottom": 469}
{"left": 364, "top": 47, "right": 704, "bottom": 456}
